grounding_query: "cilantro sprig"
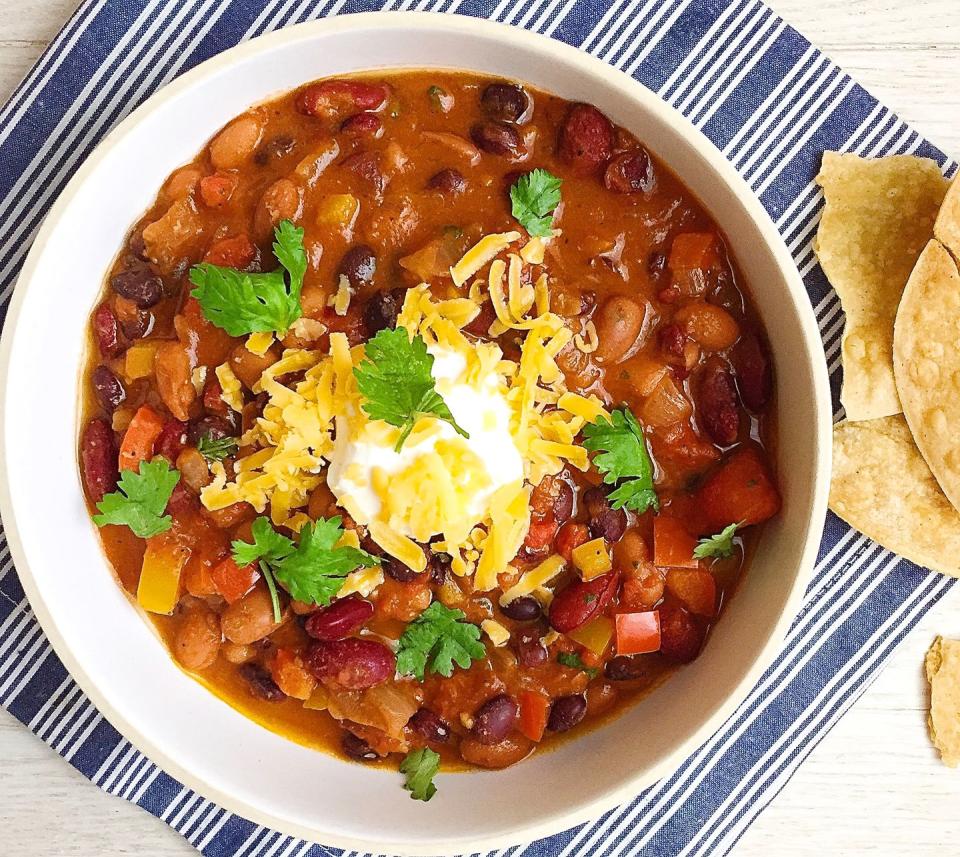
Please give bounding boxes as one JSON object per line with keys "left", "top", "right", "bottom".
{"left": 197, "top": 434, "right": 239, "bottom": 462}
{"left": 92, "top": 458, "right": 180, "bottom": 538}
{"left": 190, "top": 220, "right": 307, "bottom": 336}
{"left": 400, "top": 748, "right": 440, "bottom": 802}
{"left": 509, "top": 169, "right": 562, "bottom": 238}
{"left": 582, "top": 407, "right": 659, "bottom": 513}
{"left": 557, "top": 651, "right": 599, "bottom": 679}
{"left": 396, "top": 602, "right": 486, "bottom": 681}
{"left": 354, "top": 328, "right": 469, "bottom": 452}
{"left": 694, "top": 522, "right": 740, "bottom": 559}
{"left": 231, "top": 516, "right": 380, "bottom": 621}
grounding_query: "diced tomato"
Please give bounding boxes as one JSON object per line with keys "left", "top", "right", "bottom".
{"left": 118, "top": 405, "right": 165, "bottom": 471}
{"left": 198, "top": 173, "right": 238, "bottom": 209}
{"left": 696, "top": 446, "right": 781, "bottom": 531}
{"left": 270, "top": 648, "right": 318, "bottom": 700}
{"left": 203, "top": 233, "right": 256, "bottom": 269}
{"left": 555, "top": 522, "right": 590, "bottom": 563}
{"left": 210, "top": 556, "right": 260, "bottom": 603}
{"left": 615, "top": 611, "right": 661, "bottom": 655}
{"left": 668, "top": 232, "right": 719, "bottom": 273}
{"left": 518, "top": 690, "right": 549, "bottom": 742}
{"left": 523, "top": 515, "right": 559, "bottom": 551}
{"left": 653, "top": 515, "right": 699, "bottom": 569}
{"left": 666, "top": 567, "right": 716, "bottom": 617}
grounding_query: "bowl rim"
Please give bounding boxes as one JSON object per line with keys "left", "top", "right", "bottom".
{"left": 0, "top": 10, "right": 832, "bottom": 855}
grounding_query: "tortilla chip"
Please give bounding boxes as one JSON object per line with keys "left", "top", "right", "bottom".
{"left": 830, "top": 416, "right": 960, "bottom": 577}
{"left": 814, "top": 152, "right": 949, "bottom": 421}
{"left": 935, "top": 177, "right": 960, "bottom": 262}
{"left": 893, "top": 240, "right": 960, "bottom": 516}
{"left": 926, "top": 636, "right": 960, "bottom": 767}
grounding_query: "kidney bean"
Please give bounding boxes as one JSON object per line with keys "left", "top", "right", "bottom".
{"left": 81, "top": 418, "right": 118, "bottom": 503}
{"left": 296, "top": 79, "right": 389, "bottom": 118}
{"left": 340, "top": 112, "right": 383, "bottom": 138}
{"left": 166, "top": 482, "right": 199, "bottom": 516}
{"left": 173, "top": 607, "right": 221, "bottom": 671}
{"left": 472, "top": 694, "right": 519, "bottom": 744}
{"left": 659, "top": 605, "right": 705, "bottom": 663}
{"left": 548, "top": 694, "right": 587, "bottom": 732}
{"left": 583, "top": 487, "right": 627, "bottom": 542}
{"left": 463, "top": 299, "right": 497, "bottom": 338}
{"left": 337, "top": 244, "right": 376, "bottom": 290}
{"left": 110, "top": 267, "right": 163, "bottom": 309}
{"left": 593, "top": 295, "right": 645, "bottom": 364}
{"left": 732, "top": 332, "right": 772, "bottom": 412}
{"left": 659, "top": 323, "right": 687, "bottom": 360}
{"left": 341, "top": 730, "right": 378, "bottom": 761}
{"left": 480, "top": 83, "right": 531, "bottom": 123}
{"left": 605, "top": 654, "right": 650, "bottom": 681}
{"left": 470, "top": 121, "right": 523, "bottom": 157}
{"left": 189, "top": 414, "right": 237, "bottom": 445}
{"left": 304, "top": 596, "right": 375, "bottom": 641}
{"left": 557, "top": 103, "right": 614, "bottom": 174}
{"left": 92, "top": 304, "right": 122, "bottom": 358}
{"left": 460, "top": 733, "right": 532, "bottom": 768}
{"left": 91, "top": 365, "right": 126, "bottom": 414}
{"left": 501, "top": 596, "right": 541, "bottom": 622}
{"left": 304, "top": 638, "right": 396, "bottom": 690}
{"left": 427, "top": 167, "right": 466, "bottom": 195}
{"left": 408, "top": 708, "right": 451, "bottom": 744}
{"left": 238, "top": 663, "right": 286, "bottom": 701}
{"left": 154, "top": 419, "right": 188, "bottom": 462}
{"left": 604, "top": 149, "right": 655, "bottom": 194}
{"left": 698, "top": 363, "right": 740, "bottom": 445}
{"left": 549, "top": 573, "right": 619, "bottom": 634}
{"left": 514, "top": 628, "right": 549, "bottom": 667}
{"left": 254, "top": 135, "right": 295, "bottom": 165}
{"left": 340, "top": 151, "right": 386, "bottom": 195}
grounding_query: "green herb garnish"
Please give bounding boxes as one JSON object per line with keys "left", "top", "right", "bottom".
{"left": 582, "top": 407, "right": 659, "bottom": 514}
{"left": 510, "top": 169, "right": 562, "bottom": 238}
{"left": 353, "top": 328, "right": 469, "bottom": 452}
{"left": 92, "top": 458, "right": 180, "bottom": 538}
{"left": 557, "top": 651, "right": 599, "bottom": 679}
{"left": 396, "top": 602, "right": 486, "bottom": 681}
{"left": 189, "top": 220, "right": 307, "bottom": 336}
{"left": 197, "top": 434, "right": 239, "bottom": 462}
{"left": 400, "top": 748, "right": 440, "bottom": 801}
{"left": 694, "top": 522, "right": 740, "bottom": 559}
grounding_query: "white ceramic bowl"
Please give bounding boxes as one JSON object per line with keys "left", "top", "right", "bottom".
{"left": 0, "top": 12, "right": 831, "bottom": 855}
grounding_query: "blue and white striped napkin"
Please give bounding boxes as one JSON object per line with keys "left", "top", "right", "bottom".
{"left": 0, "top": 1, "right": 956, "bottom": 855}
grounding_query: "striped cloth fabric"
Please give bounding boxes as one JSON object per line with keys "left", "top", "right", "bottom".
{"left": 0, "top": 1, "right": 956, "bottom": 855}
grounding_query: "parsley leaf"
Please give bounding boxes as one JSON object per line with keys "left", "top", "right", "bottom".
{"left": 92, "top": 458, "right": 180, "bottom": 538}
{"left": 557, "top": 651, "right": 599, "bottom": 679}
{"left": 197, "top": 434, "right": 239, "bottom": 462}
{"left": 694, "top": 522, "right": 740, "bottom": 559}
{"left": 189, "top": 220, "right": 307, "bottom": 336}
{"left": 354, "top": 328, "right": 469, "bottom": 452}
{"left": 396, "top": 602, "right": 486, "bottom": 681}
{"left": 400, "top": 748, "right": 440, "bottom": 801}
{"left": 582, "top": 407, "right": 660, "bottom": 514}
{"left": 510, "top": 169, "right": 562, "bottom": 238}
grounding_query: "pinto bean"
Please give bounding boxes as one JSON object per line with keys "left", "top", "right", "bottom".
{"left": 697, "top": 362, "right": 740, "bottom": 445}
{"left": 173, "top": 606, "right": 221, "bottom": 671}
{"left": 209, "top": 113, "right": 264, "bottom": 169}
{"left": 674, "top": 302, "right": 740, "bottom": 351}
{"left": 604, "top": 149, "right": 655, "bottom": 194}
{"left": 480, "top": 83, "right": 531, "bottom": 123}
{"left": 81, "top": 418, "right": 118, "bottom": 503}
{"left": 470, "top": 121, "right": 523, "bottom": 157}
{"left": 593, "top": 295, "right": 645, "bottom": 364}
{"left": 154, "top": 341, "right": 196, "bottom": 422}
{"left": 221, "top": 585, "right": 282, "bottom": 645}
{"left": 557, "top": 104, "right": 614, "bottom": 174}
{"left": 255, "top": 178, "right": 301, "bottom": 239}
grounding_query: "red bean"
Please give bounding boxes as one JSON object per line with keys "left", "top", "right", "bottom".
{"left": 514, "top": 628, "right": 548, "bottom": 667}
{"left": 340, "top": 112, "right": 383, "bottom": 138}
{"left": 408, "top": 708, "right": 451, "bottom": 744}
{"left": 304, "top": 596, "right": 375, "bottom": 641}
{"left": 155, "top": 420, "right": 188, "bottom": 462}
{"left": 698, "top": 363, "right": 740, "bottom": 445}
{"left": 110, "top": 267, "right": 163, "bottom": 309}
{"left": 92, "top": 304, "right": 122, "bottom": 358}
{"left": 549, "top": 573, "right": 619, "bottom": 633}
{"left": 472, "top": 694, "right": 518, "bottom": 744}
{"left": 238, "top": 663, "right": 286, "bottom": 701}
{"left": 604, "top": 654, "right": 650, "bottom": 681}
{"left": 500, "top": 596, "right": 541, "bottom": 622}
{"left": 427, "top": 168, "right": 466, "bottom": 195}
{"left": 341, "top": 730, "right": 378, "bottom": 761}
{"left": 480, "top": 83, "right": 531, "bottom": 123}
{"left": 659, "top": 606, "right": 705, "bottom": 663}
{"left": 304, "top": 638, "right": 396, "bottom": 689}
{"left": 91, "top": 365, "right": 126, "bottom": 414}
{"left": 337, "top": 245, "right": 376, "bottom": 290}
{"left": 732, "top": 332, "right": 772, "bottom": 412}
{"left": 557, "top": 104, "right": 614, "bottom": 174}
{"left": 81, "top": 418, "right": 118, "bottom": 503}
{"left": 470, "top": 121, "right": 523, "bottom": 157}
{"left": 604, "top": 149, "right": 655, "bottom": 194}
{"left": 547, "top": 694, "right": 587, "bottom": 732}
{"left": 296, "top": 79, "right": 388, "bottom": 118}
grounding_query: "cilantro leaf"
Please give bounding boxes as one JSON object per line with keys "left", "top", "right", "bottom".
{"left": 694, "top": 522, "right": 740, "bottom": 559}
{"left": 510, "top": 169, "right": 562, "bottom": 238}
{"left": 400, "top": 748, "right": 440, "bottom": 802}
{"left": 189, "top": 220, "right": 306, "bottom": 336}
{"left": 396, "top": 602, "right": 486, "bottom": 681}
{"left": 92, "top": 458, "right": 180, "bottom": 538}
{"left": 582, "top": 407, "right": 660, "bottom": 514}
{"left": 231, "top": 516, "right": 295, "bottom": 567}
{"left": 557, "top": 651, "right": 599, "bottom": 679}
{"left": 354, "top": 328, "right": 469, "bottom": 452}
{"left": 197, "top": 434, "right": 239, "bottom": 462}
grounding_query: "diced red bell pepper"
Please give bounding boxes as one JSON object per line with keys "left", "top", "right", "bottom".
{"left": 615, "top": 611, "right": 661, "bottom": 655}
{"left": 666, "top": 568, "right": 717, "bottom": 617}
{"left": 210, "top": 556, "right": 260, "bottom": 604}
{"left": 118, "top": 405, "right": 165, "bottom": 471}
{"left": 518, "top": 690, "right": 550, "bottom": 742}
{"left": 696, "top": 446, "right": 781, "bottom": 531}
{"left": 653, "top": 515, "right": 699, "bottom": 569}
{"left": 555, "top": 522, "right": 590, "bottom": 563}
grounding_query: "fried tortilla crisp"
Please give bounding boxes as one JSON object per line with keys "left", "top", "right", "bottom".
{"left": 926, "top": 636, "right": 960, "bottom": 767}
{"left": 894, "top": 239, "right": 960, "bottom": 515}
{"left": 814, "top": 152, "right": 950, "bottom": 421}
{"left": 935, "top": 177, "right": 960, "bottom": 262}
{"left": 830, "top": 416, "right": 960, "bottom": 577}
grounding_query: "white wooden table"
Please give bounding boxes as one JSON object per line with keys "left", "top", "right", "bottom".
{"left": 1, "top": 1, "right": 958, "bottom": 854}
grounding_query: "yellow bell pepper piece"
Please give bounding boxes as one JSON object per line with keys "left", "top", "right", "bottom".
{"left": 137, "top": 534, "right": 190, "bottom": 615}
{"left": 569, "top": 616, "right": 614, "bottom": 657}
{"left": 124, "top": 342, "right": 158, "bottom": 381}
{"left": 572, "top": 537, "right": 613, "bottom": 580}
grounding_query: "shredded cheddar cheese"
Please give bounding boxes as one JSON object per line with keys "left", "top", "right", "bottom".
{"left": 214, "top": 363, "right": 244, "bottom": 413}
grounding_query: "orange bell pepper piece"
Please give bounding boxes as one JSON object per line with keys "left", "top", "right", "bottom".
{"left": 518, "top": 690, "right": 550, "bottom": 742}
{"left": 653, "top": 515, "right": 699, "bottom": 569}
{"left": 118, "top": 404, "right": 165, "bottom": 471}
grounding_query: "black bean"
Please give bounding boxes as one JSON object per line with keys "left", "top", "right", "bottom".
{"left": 427, "top": 168, "right": 466, "bottom": 195}
{"left": 383, "top": 554, "right": 423, "bottom": 583}
{"left": 604, "top": 655, "right": 649, "bottom": 681}
{"left": 128, "top": 233, "right": 147, "bottom": 261}
{"left": 429, "top": 551, "right": 452, "bottom": 585}
{"left": 92, "top": 365, "right": 126, "bottom": 414}
{"left": 408, "top": 708, "right": 451, "bottom": 744}
{"left": 238, "top": 663, "right": 285, "bottom": 701}
{"left": 470, "top": 121, "right": 523, "bottom": 157}
{"left": 362, "top": 287, "right": 405, "bottom": 335}
{"left": 603, "top": 149, "right": 655, "bottom": 194}
{"left": 472, "top": 694, "right": 518, "bottom": 744}
{"left": 189, "top": 414, "right": 237, "bottom": 444}
{"left": 341, "top": 730, "right": 378, "bottom": 761}
{"left": 501, "top": 596, "right": 541, "bottom": 622}
{"left": 254, "top": 135, "right": 295, "bottom": 165}
{"left": 553, "top": 481, "right": 574, "bottom": 522}
{"left": 514, "top": 629, "right": 548, "bottom": 667}
{"left": 583, "top": 487, "right": 627, "bottom": 542}
{"left": 119, "top": 308, "right": 154, "bottom": 341}
{"left": 547, "top": 694, "right": 587, "bottom": 732}
{"left": 480, "top": 83, "right": 531, "bottom": 123}
{"left": 648, "top": 251, "right": 668, "bottom": 280}
{"left": 110, "top": 267, "right": 163, "bottom": 309}
{"left": 337, "top": 244, "right": 376, "bottom": 290}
